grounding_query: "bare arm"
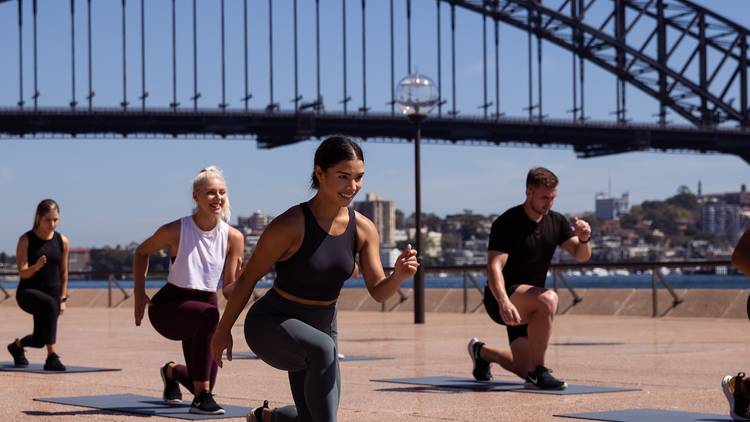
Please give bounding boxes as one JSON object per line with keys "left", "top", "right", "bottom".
{"left": 15, "top": 235, "right": 46, "bottom": 279}
{"left": 487, "top": 250, "right": 521, "bottom": 325}
{"left": 221, "top": 227, "right": 245, "bottom": 299}
{"left": 132, "top": 221, "right": 179, "bottom": 326}
{"left": 561, "top": 217, "right": 592, "bottom": 262}
{"left": 356, "top": 213, "right": 418, "bottom": 303}
{"left": 59, "top": 235, "right": 70, "bottom": 314}
{"left": 733, "top": 227, "right": 750, "bottom": 276}
{"left": 212, "top": 210, "right": 301, "bottom": 366}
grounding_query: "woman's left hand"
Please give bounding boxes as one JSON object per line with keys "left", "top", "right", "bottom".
{"left": 394, "top": 243, "right": 419, "bottom": 279}
{"left": 59, "top": 302, "right": 66, "bottom": 315}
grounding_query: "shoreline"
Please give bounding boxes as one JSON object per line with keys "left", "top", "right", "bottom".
{"left": 1, "top": 286, "right": 746, "bottom": 319}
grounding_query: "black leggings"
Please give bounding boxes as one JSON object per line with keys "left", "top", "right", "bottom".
{"left": 16, "top": 285, "right": 61, "bottom": 348}
{"left": 245, "top": 288, "right": 340, "bottom": 422}
{"left": 148, "top": 283, "right": 219, "bottom": 392}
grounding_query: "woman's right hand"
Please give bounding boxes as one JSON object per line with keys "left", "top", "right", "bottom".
{"left": 34, "top": 255, "right": 47, "bottom": 271}
{"left": 499, "top": 299, "right": 522, "bottom": 326}
{"left": 211, "top": 328, "right": 233, "bottom": 368}
{"left": 134, "top": 293, "right": 151, "bottom": 326}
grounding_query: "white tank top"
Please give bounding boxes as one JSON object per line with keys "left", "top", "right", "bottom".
{"left": 167, "top": 216, "right": 229, "bottom": 292}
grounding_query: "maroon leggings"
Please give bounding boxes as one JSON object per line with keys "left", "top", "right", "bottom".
{"left": 148, "top": 282, "right": 219, "bottom": 392}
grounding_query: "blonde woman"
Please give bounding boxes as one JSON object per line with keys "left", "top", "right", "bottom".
{"left": 133, "top": 166, "right": 244, "bottom": 415}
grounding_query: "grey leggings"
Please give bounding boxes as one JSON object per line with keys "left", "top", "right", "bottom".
{"left": 244, "top": 289, "right": 340, "bottom": 422}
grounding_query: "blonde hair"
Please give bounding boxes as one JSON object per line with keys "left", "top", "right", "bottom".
{"left": 193, "top": 166, "right": 231, "bottom": 222}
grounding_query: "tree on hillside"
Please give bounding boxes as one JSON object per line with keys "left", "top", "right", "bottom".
{"left": 667, "top": 185, "right": 698, "bottom": 211}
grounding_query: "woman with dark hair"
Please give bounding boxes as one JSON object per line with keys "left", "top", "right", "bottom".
{"left": 211, "top": 136, "right": 418, "bottom": 422}
{"left": 7, "top": 199, "right": 69, "bottom": 371}
{"left": 134, "top": 166, "right": 244, "bottom": 415}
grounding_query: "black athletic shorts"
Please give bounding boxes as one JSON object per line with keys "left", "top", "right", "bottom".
{"left": 483, "top": 285, "right": 528, "bottom": 344}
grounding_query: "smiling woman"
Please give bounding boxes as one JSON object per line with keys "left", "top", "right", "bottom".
{"left": 132, "top": 166, "right": 245, "bottom": 415}
{"left": 211, "top": 136, "right": 419, "bottom": 422}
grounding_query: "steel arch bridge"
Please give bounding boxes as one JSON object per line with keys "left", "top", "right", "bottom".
{"left": 0, "top": 0, "right": 748, "bottom": 163}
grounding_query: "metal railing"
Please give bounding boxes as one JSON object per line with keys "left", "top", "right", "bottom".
{"left": 0, "top": 259, "right": 736, "bottom": 315}
{"left": 393, "top": 259, "right": 733, "bottom": 317}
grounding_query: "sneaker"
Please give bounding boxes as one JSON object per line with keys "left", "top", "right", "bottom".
{"left": 43, "top": 353, "right": 66, "bottom": 371}
{"left": 467, "top": 337, "right": 492, "bottom": 381}
{"left": 190, "top": 390, "right": 225, "bottom": 415}
{"left": 722, "top": 373, "right": 750, "bottom": 420}
{"left": 246, "top": 399, "right": 269, "bottom": 422}
{"left": 525, "top": 365, "right": 567, "bottom": 390}
{"left": 160, "top": 362, "right": 183, "bottom": 404}
{"left": 7, "top": 341, "right": 28, "bottom": 367}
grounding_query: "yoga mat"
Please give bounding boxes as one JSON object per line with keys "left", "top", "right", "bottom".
{"left": 555, "top": 408, "right": 731, "bottom": 421}
{"left": 0, "top": 362, "right": 120, "bottom": 374}
{"left": 35, "top": 394, "right": 249, "bottom": 420}
{"left": 374, "top": 376, "right": 639, "bottom": 395}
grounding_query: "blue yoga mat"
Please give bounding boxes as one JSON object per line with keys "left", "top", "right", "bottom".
{"left": 0, "top": 362, "right": 120, "bottom": 374}
{"left": 374, "top": 376, "right": 640, "bottom": 395}
{"left": 555, "top": 408, "right": 731, "bottom": 421}
{"left": 35, "top": 393, "right": 250, "bottom": 420}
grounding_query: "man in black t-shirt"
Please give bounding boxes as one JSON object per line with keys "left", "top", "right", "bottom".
{"left": 467, "top": 167, "right": 592, "bottom": 390}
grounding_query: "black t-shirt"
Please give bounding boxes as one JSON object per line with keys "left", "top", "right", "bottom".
{"left": 487, "top": 205, "right": 575, "bottom": 288}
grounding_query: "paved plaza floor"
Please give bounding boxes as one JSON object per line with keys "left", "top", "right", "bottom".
{"left": 0, "top": 306, "right": 746, "bottom": 421}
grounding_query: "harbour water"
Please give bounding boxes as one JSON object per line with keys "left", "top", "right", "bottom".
{"left": 0, "top": 274, "right": 747, "bottom": 290}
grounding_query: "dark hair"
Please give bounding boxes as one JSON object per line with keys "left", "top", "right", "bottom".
{"left": 526, "top": 167, "right": 559, "bottom": 188}
{"left": 310, "top": 136, "right": 364, "bottom": 189}
{"left": 33, "top": 199, "right": 60, "bottom": 229}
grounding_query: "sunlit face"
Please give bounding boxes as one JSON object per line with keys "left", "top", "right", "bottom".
{"left": 36, "top": 210, "right": 60, "bottom": 233}
{"left": 525, "top": 185, "right": 557, "bottom": 216}
{"left": 193, "top": 176, "right": 227, "bottom": 218}
{"left": 315, "top": 159, "right": 365, "bottom": 206}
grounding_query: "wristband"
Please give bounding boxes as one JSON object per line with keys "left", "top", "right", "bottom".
{"left": 579, "top": 237, "right": 591, "bottom": 244}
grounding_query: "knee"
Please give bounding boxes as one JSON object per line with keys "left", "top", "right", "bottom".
{"left": 200, "top": 307, "right": 220, "bottom": 329}
{"left": 536, "top": 290, "right": 558, "bottom": 316}
{"left": 307, "top": 336, "right": 337, "bottom": 366}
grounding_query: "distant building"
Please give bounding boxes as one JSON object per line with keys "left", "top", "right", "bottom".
{"left": 237, "top": 210, "right": 272, "bottom": 234}
{"left": 701, "top": 184, "right": 750, "bottom": 207}
{"left": 595, "top": 192, "right": 629, "bottom": 220}
{"left": 353, "top": 193, "right": 396, "bottom": 248}
{"left": 68, "top": 247, "right": 92, "bottom": 272}
{"left": 701, "top": 200, "right": 741, "bottom": 238}
{"left": 380, "top": 248, "right": 402, "bottom": 269}
{"left": 235, "top": 210, "right": 274, "bottom": 262}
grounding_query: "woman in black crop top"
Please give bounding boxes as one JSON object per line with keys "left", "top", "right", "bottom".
{"left": 212, "top": 136, "right": 419, "bottom": 422}
{"left": 6, "top": 199, "right": 69, "bottom": 371}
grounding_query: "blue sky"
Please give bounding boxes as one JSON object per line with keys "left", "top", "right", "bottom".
{"left": 0, "top": 0, "right": 748, "bottom": 254}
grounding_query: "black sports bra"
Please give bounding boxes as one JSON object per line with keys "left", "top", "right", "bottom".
{"left": 273, "top": 203, "right": 357, "bottom": 301}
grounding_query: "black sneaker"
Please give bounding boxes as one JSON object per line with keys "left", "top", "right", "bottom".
{"left": 43, "top": 353, "right": 66, "bottom": 371}
{"left": 160, "top": 362, "right": 183, "bottom": 404}
{"left": 7, "top": 341, "right": 28, "bottom": 367}
{"left": 525, "top": 365, "right": 567, "bottom": 390}
{"left": 190, "top": 390, "right": 225, "bottom": 415}
{"left": 722, "top": 373, "right": 750, "bottom": 420}
{"left": 467, "top": 337, "right": 492, "bottom": 381}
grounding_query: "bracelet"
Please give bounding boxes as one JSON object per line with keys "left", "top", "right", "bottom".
{"left": 579, "top": 237, "right": 591, "bottom": 244}
{"left": 61, "top": 296, "right": 68, "bottom": 303}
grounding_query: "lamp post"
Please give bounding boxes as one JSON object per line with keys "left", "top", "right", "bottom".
{"left": 396, "top": 72, "right": 438, "bottom": 324}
